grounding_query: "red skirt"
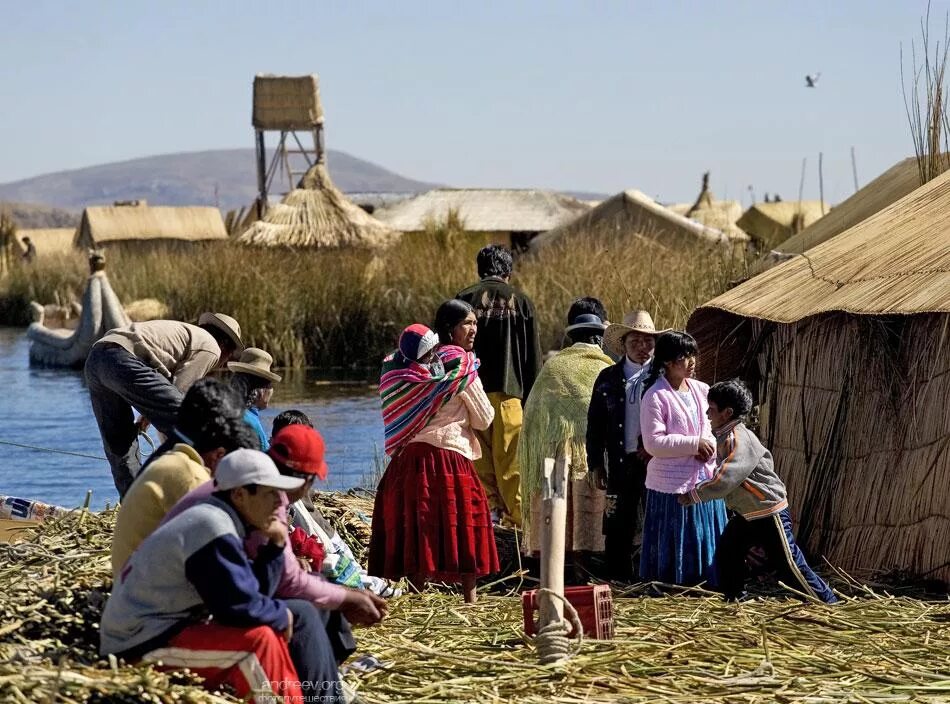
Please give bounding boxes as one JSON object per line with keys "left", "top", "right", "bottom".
{"left": 369, "top": 442, "right": 499, "bottom": 582}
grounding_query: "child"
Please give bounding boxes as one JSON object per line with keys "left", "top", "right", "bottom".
{"left": 679, "top": 379, "right": 837, "bottom": 603}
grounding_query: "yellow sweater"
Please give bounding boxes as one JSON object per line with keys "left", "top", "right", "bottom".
{"left": 110, "top": 444, "right": 210, "bottom": 576}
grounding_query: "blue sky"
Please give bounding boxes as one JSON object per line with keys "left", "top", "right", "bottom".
{"left": 0, "top": 1, "right": 943, "bottom": 203}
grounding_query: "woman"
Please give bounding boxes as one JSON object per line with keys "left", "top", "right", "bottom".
{"left": 369, "top": 317, "right": 498, "bottom": 603}
{"left": 433, "top": 299, "right": 477, "bottom": 351}
{"left": 638, "top": 331, "right": 726, "bottom": 586}
{"left": 228, "top": 347, "right": 282, "bottom": 451}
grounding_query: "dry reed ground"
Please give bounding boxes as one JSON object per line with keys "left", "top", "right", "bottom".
{"left": 2, "top": 503, "right": 949, "bottom": 704}
{"left": 0, "top": 229, "right": 749, "bottom": 369}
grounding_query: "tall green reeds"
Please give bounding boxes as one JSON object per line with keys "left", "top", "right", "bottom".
{"left": 0, "top": 227, "right": 750, "bottom": 370}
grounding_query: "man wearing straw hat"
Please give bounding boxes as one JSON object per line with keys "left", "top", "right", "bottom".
{"left": 456, "top": 245, "right": 542, "bottom": 528}
{"left": 229, "top": 347, "right": 282, "bottom": 451}
{"left": 85, "top": 312, "right": 244, "bottom": 498}
{"left": 586, "top": 310, "right": 663, "bottom": 581}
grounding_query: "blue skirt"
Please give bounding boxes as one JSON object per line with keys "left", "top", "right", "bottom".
{"left": 639, "top": 489, "right": 727, "bottom": 586}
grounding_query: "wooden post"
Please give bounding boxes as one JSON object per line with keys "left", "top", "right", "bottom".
{"left": 254, "top": 130, "right": 267, "bottom": 219}
{"left": 851, "top": 146, "right": 860, "bottom": 193}
{"left": 539, "top": 447, "right": 569, "bottom": 636}
{"left": 818, "top": 152, "right": 826, "bottom": 215}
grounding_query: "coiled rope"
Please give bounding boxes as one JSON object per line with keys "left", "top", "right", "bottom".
{"left": 533, "top": 587, "right": 584, "bottom": 665}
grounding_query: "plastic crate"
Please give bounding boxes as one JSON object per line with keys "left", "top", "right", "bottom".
{"left": 522, "top": 584, "right": 613, "bottom": 640}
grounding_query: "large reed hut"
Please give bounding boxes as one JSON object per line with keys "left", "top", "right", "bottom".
{"left": 736, "top": 200, "right": 827, "bottom": 251}
{"left": 74, "top": 203, "right": 227, "bottom": 250}
{"left": 373, "top": 188, "right": 590, "bottom": 250}
{"left": 16, "top": 228, "right": 77, "bottom": 257}
{"left": 530, "top": 189, "right": 748, "bottom": 251}
{"left": 238, "top": 163, "right": 397, "bottom": 248}
{"left": 688, "top": 169, "right": 950, "bottom": 585}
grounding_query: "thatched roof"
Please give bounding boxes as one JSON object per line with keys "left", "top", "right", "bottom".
{"left": 252, "top": 74, "right": 324, "bottom": 130}
{"left": 238, "top": 163, "right": 398, "bottom": 248}
{"left": 769, "top": 157, "right": 921, "bottom": 258}
{"left": 74, "top": 205, "right": 227, "bottom": 248}
{"left": 16, "top": 228, "right": 76, "bottom": 256}
{"left": 530, "top": 189, "right": 748, "bottom": 251}
{"left": 736, "top": 200, "right": 827, "bottom": 250}
{"left": 373, "top": 189, "right": 590, "bottom": 233}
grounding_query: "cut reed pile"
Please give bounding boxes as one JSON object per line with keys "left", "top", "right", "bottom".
{"left": 0, "top": 222, "right": 750, "bottom": 367}
{"left": 1, "top": 499, "right": 949, "bottom": 703}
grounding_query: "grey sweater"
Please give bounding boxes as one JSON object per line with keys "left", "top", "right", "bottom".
{"left": 689, "top": 421, "right": 788, "bottom": 520}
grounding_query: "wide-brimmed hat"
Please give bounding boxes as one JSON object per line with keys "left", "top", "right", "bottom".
{"left": 565, "top": 313, "right": 607, "bottom": 334}
{"left": 198, "top": 311, "right": 244, "bottom": 352}
{"left": 604, "top": 310, "right": 666, "bottom": 357}
{"left": 268, "top": 425, "right": 328, "bottom": 480}
{"left": 228, "top": 347, "right": 282, "bottom": 383}
{"left": 213, "top": 449, "right": 305, "bottom": 492}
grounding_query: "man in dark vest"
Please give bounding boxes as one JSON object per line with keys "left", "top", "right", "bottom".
{"left": 456, "top": 245, "right": 541, "bottom": 527}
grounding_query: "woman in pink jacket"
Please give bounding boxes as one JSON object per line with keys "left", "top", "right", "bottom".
{"left": 638, "top": 331, "right": 727, "bottom": 586}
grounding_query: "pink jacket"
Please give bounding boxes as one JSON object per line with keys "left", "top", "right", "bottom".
{"left": 639, "top": 377, "right": 716, "bottom": 494}
{"left": 161, "top": 481, "right": 347, "bottom": 610}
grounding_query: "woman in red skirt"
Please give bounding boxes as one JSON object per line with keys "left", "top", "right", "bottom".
{"left": 369, "top": 306, "right": 498, "bottom": 603}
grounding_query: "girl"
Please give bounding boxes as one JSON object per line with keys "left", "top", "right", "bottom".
{"left": 638, "top": 331, "right": 726, "bottom": 586}
{"left": 369, "top": 318, "right": 498, "bottom": 603}
{"left": 228, "top": 347, "right": 281, "bottom": 451}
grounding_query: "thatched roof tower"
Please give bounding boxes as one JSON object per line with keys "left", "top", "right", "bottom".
{"left": 238, "top": 163, "right": 398, "bottom": 248}
{"left": 688, "top": 167, "right": 950, "bottom": 584}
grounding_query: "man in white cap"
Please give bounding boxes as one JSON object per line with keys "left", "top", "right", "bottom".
{"left": 586, "top": 310, "right": 663, "bottom": 581}
{"left": 84, "top": 312, "right": 243, "bottom": 498}
{"left": 100, "top": 449, "right": 342, "bottom": 704}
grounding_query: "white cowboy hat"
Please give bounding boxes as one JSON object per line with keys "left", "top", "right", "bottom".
{"left": 227, "top": 347, "right": 282, "bottom": 383}
{"left": 198, "top": 311, "right": 244, "bottom": 352}
{"left": 603, "top": 310, "right": 667, "bottom": 357}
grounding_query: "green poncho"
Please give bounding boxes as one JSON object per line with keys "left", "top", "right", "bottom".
{"left": 518, "top": 343, "right": 613, "bottom": 530}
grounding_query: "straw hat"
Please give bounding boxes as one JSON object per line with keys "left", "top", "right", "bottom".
{"left": 604, "top": 310, "right": 666, "bottom": 357}
{"left": 227, "top": 347, "right": 282, "bottom": 383}
{"left": 198, "top": 311, "right": 244, "bottom": 352}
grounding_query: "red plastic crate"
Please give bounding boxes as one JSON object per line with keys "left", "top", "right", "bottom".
{"left": 522, "top": 584, "right": 614, "bottom": 640}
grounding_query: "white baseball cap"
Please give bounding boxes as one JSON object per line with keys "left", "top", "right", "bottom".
{"left": 214, "top": 449, "right": 305, "bottom": 492}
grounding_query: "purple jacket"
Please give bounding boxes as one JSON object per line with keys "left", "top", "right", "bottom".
{"left": 639, "top": 377, "right": 716, "bottom": 494}
{"left": 161, "top": 481, "right": 347, "bottom": 610}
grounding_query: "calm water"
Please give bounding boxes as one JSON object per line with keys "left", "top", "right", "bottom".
{"left": 0, "top": 327, "right": 384, "bottom": 510}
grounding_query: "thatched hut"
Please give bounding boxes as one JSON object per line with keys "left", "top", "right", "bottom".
{"left": 15, "top": 228, "right": 77, "bottom": 257}
{"left": 373, "top": 188, "right": 590, "bottom": 250}
{"left": 668, "top": 172, "right": 747, "bottom": 241}
{"left": 530, "top": 189, "right": 748, "bottom": 251}
{"left": 74, "top": 203, "right": 227, "bottom": 250}
{"left": 238, "top": 163, "right": 397, "bottom": 248}
{"left": 687, "top": 169, "right": 950, "bottom": 585}
{"left": 736, "top": 200, "right": 827, "bottom": 251}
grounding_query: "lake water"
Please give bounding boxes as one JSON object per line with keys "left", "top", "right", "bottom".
{"left": 0, "top": 327, "right": 384, "bottom": 510}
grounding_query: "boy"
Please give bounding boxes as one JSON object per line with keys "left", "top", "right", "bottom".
{"left": 679, "top": 379, "right": 837, "bottom": 603}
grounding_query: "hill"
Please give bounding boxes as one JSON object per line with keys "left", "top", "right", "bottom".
{"left": 0, "top": 201, "right": 79, "bottom": 229}
{"left": 0, "top": 149, "right": 439, "bottom": 212}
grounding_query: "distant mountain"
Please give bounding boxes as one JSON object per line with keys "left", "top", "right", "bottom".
{"left": 1, "top": 201, "right": 79, "bottom": 229}
{"left": 0, "top": 149, "right": 440, "bottom": 212}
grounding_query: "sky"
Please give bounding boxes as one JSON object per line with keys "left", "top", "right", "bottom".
{"left": 0, "top": 1, "right": 944, "bottom": 204}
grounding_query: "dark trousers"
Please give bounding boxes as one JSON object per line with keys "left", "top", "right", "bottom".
{"left": 716, "top": 508, "right": 837, "bottom": 604}
{"left": 84, "top": 344, "right": 183, "bottom": 499}
{"left": 286, "top": 599, "right": 345, "bottom": 703}
{"left": 603, "top": 453, "right": 648, "bottom": 582}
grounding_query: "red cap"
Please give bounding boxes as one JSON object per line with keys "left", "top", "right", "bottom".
{"left": 267, "top": 425, "right": 328, "bottom": 480}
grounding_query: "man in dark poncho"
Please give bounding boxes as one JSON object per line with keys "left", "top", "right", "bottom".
{"left": 456, "top": 245, "right": 541, "bottom": 527}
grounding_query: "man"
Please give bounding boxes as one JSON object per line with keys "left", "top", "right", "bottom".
{"left": 456, "top": 245, "right": 541, "bottom": 526}
{"left": 84, "top": 311, "right": 243, "bottom": 498}
{"left": 110, "top": 378, "right": 257, "bottom": 575}
{"left": 100, "top": 450, "right": 343, "bottom": 703}
{"left": 586, "top": 310, "right": 663, "bottom": 581}
{"left": 20, "top": 236, "right": 37, "bottom": 263}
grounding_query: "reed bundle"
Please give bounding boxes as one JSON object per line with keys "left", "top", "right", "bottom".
{"left": 312, "top": 489, "right": 375, "bottom": 566}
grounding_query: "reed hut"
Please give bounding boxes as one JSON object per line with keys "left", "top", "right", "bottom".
{"left": 74, "top": 203, "right": 227, "bottom": 250}
{"left": 687, "top": 168, "right": 950, "bottom": 585}
{"left": 238, "top": 163, "right": 398, "bottom": 248}
{"left": 735, "top": 200, "right": 827, "bottom": 251}
{"left": 374, "top": 188, "right": 590, "bottom": 250}
{"left": 15, "top": 228, "right": 77, "bottom": 257}
{"left": 668, "top": 174, "right": 746, "bottom": 240}
{"left": 530, "top": 189, "right": 748, "bottom": 252}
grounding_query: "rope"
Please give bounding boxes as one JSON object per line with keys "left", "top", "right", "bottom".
{"left": 0, "top": 430, "right": 154, "bottom": 462}
{"left": 533, "top": 587, "right": 584, "bottom": 665}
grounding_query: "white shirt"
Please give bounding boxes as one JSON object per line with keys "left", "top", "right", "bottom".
{"left": 624, "top": 357, "right": 651, "bottom": 453}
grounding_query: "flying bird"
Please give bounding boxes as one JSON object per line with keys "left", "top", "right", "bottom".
{"left": 805, "top": 72, "right": 821, "bottom": 88}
